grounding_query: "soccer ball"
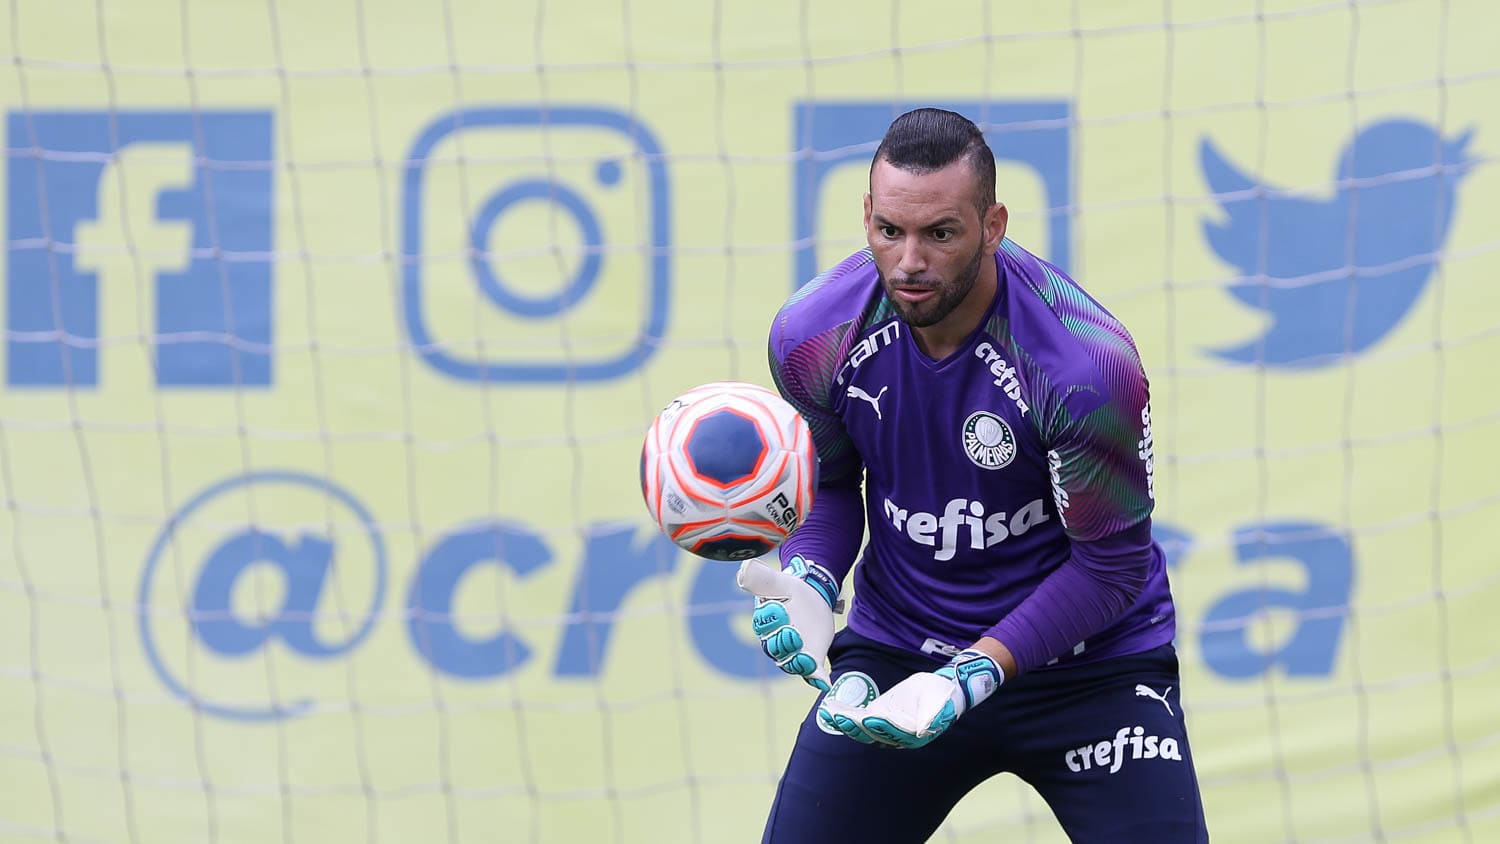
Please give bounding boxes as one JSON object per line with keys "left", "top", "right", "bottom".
{"left": 640, "top": 381, "right": 818, "bottom": 561}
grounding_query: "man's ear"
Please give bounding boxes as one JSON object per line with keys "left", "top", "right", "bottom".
{"left": 863, "top": 193, "right": 873, "bottom": 232}
{"left": 985, "top": 201, "right": 1009, "bottom": 251}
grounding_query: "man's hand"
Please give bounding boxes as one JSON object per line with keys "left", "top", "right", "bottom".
{"left": 737, "top": 555, "right": 841, "bottom": 691}
{"left": 814, "top": 671, "right": 881, "bottom": 743}
{"left": 818, "top": 649, "right": 1003, "bottom": 748}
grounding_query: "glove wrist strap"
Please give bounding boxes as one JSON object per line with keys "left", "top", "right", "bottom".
{"left": 937, "top": 649, "right": 1004, "bottom": 713}
{"left": 784, "top": 554, "right": 842, "bottom": 612}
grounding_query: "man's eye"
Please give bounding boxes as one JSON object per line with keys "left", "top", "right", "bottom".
{"left": 932, "top": 229, "right": 954, "bottom": 242}
{"left": 880, "top": 226, "right": 900, "bottom": 239}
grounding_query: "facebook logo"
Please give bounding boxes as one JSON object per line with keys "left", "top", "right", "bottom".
{"left": 793, "top": 101, "right": 1073, "bottom": 287}
{"left": 7, "top": 111, "right": 274, "bottom": 387}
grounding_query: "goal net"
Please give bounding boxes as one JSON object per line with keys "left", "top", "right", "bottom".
{"left": 2, "top": 0, "right": 1497, "bottom": 841}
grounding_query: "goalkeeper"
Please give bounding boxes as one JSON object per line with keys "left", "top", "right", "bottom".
{"left": 741, "top": 108, "right": 1208, "bottom": 842}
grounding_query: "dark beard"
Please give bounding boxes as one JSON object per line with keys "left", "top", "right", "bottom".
{"left": 880, "top": 243, "right": 986, "bottom": 329}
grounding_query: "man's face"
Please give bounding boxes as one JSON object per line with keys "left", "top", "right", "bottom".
{"left": 865, "top": 157, "right": 993, "bottom": 329}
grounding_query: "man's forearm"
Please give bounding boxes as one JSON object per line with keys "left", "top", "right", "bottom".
{"left": 966, "top": 636, "right": 1019, "bottom": 679}
{"left": 983, "top": 519, "right": 1156, "bottom": 676}
{"left": 779, "top": 480, "right": 865, "bottom": 584}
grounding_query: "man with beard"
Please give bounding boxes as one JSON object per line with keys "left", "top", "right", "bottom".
{"left": 739, "top": 108, "right": 1209, "bottom": 842}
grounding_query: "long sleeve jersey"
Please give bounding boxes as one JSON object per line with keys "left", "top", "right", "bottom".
{"left": 769, "top": 238, "right": 1177, "bottom": 673}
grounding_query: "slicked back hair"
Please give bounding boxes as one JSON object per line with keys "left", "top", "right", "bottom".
{"left": 871, "top": 108, "right": 997, "bottom": 217}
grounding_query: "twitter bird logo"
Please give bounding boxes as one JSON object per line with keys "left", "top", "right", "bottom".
{"left": 1201, "top": 120, "right": 1474, "bottom": 367}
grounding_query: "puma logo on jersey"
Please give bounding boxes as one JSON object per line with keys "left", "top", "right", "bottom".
{"left": 1134, "top": 684, "right": 1174, "bottom": 716}
{"left": 846, "top": 384, "right": 888, "bottom": 420}
{"left": 1065, "top": 726, "right": 1184, "bottom": 774}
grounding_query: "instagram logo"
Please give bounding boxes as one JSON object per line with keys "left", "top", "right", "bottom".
{"left": 402, "top": 107, "right": 670, "bottom": 382}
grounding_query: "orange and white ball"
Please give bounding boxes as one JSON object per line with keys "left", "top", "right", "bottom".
{"left": 640, "top": 381, "right": 818, "bottom": 561}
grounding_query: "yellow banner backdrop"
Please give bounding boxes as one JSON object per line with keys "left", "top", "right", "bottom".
{"left": 1, "top": 0, "right": 1497, "bottom": 841}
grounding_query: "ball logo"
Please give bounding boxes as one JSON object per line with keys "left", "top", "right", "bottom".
{"left": 962, "top": 410, "right": 1016, "bottom": 470}
{"left": 763, "top": 491, "right": 799, "bottom": 530}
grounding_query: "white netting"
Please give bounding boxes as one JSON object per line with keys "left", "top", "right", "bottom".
{"left": 1, "top": 0, "right": 1498, "bottom": 842}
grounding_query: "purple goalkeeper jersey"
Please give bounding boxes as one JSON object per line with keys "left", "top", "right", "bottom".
{"left": 769, "top": 238, "right": 1177, "bottom": 673}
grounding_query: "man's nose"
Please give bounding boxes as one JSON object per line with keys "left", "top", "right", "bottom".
{"left": 895, "top": 237, "right": 927, "bottom": 277}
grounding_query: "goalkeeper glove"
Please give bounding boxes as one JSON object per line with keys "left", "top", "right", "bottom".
{"left": 818, "top": 649, "right": 1003, "bottom": 749}
{"left": 737, "top": 554, "right": 841, "bottom": 691}
{"left": 815, "top": 670, "right": 881, "bottom": 744}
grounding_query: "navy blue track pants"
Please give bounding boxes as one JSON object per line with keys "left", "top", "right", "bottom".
{"left": 762, "top": 629, "right": 1210, "bottom": 843}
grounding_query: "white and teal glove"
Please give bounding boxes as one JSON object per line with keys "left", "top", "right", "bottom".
{"left": 814, "top": 671, "right": 881, "bottom": 744}
{"left": 737, "top": 555, "right": 841, "bottom": 691}
{"left": 818, "top": 649, "right": 1004, "bottom": 749}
